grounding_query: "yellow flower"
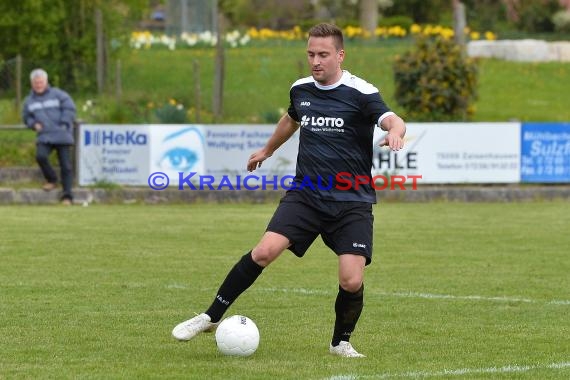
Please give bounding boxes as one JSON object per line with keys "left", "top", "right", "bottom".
{"left": 410, "top": 24, "right": 422, "bottom": 34}
{"left": 440, "top": 28, "right": 454, "bottom": 40}
{"left": 293, "top": 25, "right": 303, "bottom": 39}
{"left": 247, "top": 27, "right": 259, "bottom": 39}
{"left": 470, "top": 31, "right": 480, "bottom": 40}
{"left": 485, "top": 31, "right": 497, "bottom": 40}
{"left": 389, "top": 26, "right": 407, "bottom": 37}
{"left": 375, "top": 27, "right": 387, "bottom": 37}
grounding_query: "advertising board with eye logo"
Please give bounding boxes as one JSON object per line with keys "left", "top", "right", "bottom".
{"left": 150, "top": 126, "right": 206, "bottom": 184}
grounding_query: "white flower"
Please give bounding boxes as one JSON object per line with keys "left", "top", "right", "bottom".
{"left": 130, "top": 29, "right": 251, "bottom": 50}
{"left": 182, "top": 33, "right": 198, "bottom": 46}
{"left": 199, "top": 30, "right": 214, "bottom": 45}
{"left": 239, "top": 34, "right": 251, "bottom": 46}
{"left": 226, "top": 30, "right": 240, "bottom": 44}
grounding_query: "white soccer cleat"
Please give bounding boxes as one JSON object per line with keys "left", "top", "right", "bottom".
{"left": 172, "top": 313, "right": 219, "bottom": 341}
{"left": 329, "top": 341, "right": 366, "bottom": 358}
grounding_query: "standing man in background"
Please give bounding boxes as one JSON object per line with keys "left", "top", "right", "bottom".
{"left": 22, "top": 69, "right": 76, "bottom": 205}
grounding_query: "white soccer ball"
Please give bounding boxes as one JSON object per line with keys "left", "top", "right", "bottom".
{"left": 215, "top": 315, "right": 260, "bottom": 357}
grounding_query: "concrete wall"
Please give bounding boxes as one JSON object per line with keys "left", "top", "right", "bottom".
{"left": 468, "top": 40, "right": 570, "bottom": 62}
{"left": 2, "top": 167, "right": 570, "bottom": 204}
{"left": 2, "top": 185, "right": 570, "bottom": 205}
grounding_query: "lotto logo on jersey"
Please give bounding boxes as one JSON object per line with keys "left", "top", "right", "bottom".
{"left": 300, "top": 115, "right": 345, "bottom": 128}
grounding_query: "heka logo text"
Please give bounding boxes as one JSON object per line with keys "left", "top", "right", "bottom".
{"left": 300, "top": 115, "right": 345, "bottom": 128}
{"left": 84, "top": 130, "right": 148, "bottom": 146}
{"left": 300, "top": 101, "right": 311, "bottom": 106}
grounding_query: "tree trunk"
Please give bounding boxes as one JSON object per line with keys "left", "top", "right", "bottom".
{"left": 453, "top": 0, "right": 466, "bottom": 46}
{"left": 213, "top": 5, "right": 225, "bottom": 121}
{"left": 359, "top": 0, "right": 378, "bottom": 37}
{"left": 96, "top": 8, "right": 105, "bottom": 94}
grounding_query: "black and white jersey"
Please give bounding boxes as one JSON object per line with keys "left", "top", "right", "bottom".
{"left": 287, "top": 70, "right": 394, "bottom": 203}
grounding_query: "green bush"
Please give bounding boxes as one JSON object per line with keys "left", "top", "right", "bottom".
{"left": 154, "top": 102, "right": 188, "bottom": 124}
{"left": 384, "top": 0, "right": 449, "bottom": 24}
{"left": 0, "top": 99, "right": 21, "bottom": 124}
{"left": 378, "top": 15, "right": 414, "bottom": 30}
{"left": 515, "top": 0, "right": 559, "bottom": 33}
{"left": 0, "top": 129, "right": 36, "bottom": 166}
{"left": 393, "top": 36, "right": 478, "bottom": 121}
{"left": 77, "top": 98, "right": 149, "bottom": 124}
{"left": 462, "top": 0, "right": 506, "bottom": 32}
{"left": 552, "top": 11, "right": 570, "bottom": 33}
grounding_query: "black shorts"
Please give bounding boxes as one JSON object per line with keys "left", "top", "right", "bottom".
{"left": 266, "top": 190, "right": 374, "bottom": 265}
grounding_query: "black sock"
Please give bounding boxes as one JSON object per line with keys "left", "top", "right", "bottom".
{"left": 331, "top": 284, "right": 364, "bottom": 346}
{"left": 205, "top": 251, "right": 264, "bottom": 323}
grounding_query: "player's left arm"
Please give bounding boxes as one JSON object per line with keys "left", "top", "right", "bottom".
{"left": 247, "top": 113, "right": 299, "bottom": 172}
{"left": 378, "top": 114, "right": 406, "bottom": 151}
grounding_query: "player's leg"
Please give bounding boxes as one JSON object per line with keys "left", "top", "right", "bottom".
{"left": 204, "top": 232, "right": 290, "bottom": 322}
{"left": 322, "top": 202, "right": 372, "bottom": 357}
{"left": 172, "top": 191, "right": 318, "bottom": 342}
{"left": 36, "top": 143, "right": 57, "bottom": 190}
{"left": 330, "top": 254, "right": 366, "bottom": 357}
{"left": 203, "top": 191, "right": 318, "bottom": 322}
{"left": 172, "top": 232, "right": 290, "bottom": 341}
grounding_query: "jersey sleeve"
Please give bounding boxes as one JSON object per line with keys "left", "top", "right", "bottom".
{"left": 359, "top": 91, "right": 392, "bottom": 126}
{"left": 287, "top": 87, "right": 300, "bottom": 122}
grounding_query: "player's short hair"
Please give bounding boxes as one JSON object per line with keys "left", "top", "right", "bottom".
{"left": 308, "top": 23, "right": 344, "bottom": 51}
{"left": 30, "top": 68, "right": 48, "bottom": 81}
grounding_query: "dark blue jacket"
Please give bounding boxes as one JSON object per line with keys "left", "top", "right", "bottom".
{"left": 22, "top": 86, "right": 76, "bottom": 145}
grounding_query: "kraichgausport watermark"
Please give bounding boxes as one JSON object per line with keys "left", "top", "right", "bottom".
{"left": 148, "top": 172, "right": 422, "bottom": 191}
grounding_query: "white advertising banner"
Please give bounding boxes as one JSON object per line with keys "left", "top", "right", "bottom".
{"left": 78, "top": 125, "right": 150, "bottom": 186}
{"left": 79, "top": 123, "right": 522, "bottom": 186}
{"left": 203, "top": 125, "right": 299, "bottom": 178}
{"left": 372, "top": 123, "right": 521, "bottom": 183}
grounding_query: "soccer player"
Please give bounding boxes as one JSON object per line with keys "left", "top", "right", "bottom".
{"left": 172, "top": 23, "right": 406, "bottom": 357}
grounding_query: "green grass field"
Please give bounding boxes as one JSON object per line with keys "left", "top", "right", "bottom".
{"left": 1, "top": 202, "right": 569, "bottom": 379}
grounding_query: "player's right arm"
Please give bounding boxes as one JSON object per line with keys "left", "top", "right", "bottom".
{"left": 247, "top": 113, "right": 299, "bottom": 172}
